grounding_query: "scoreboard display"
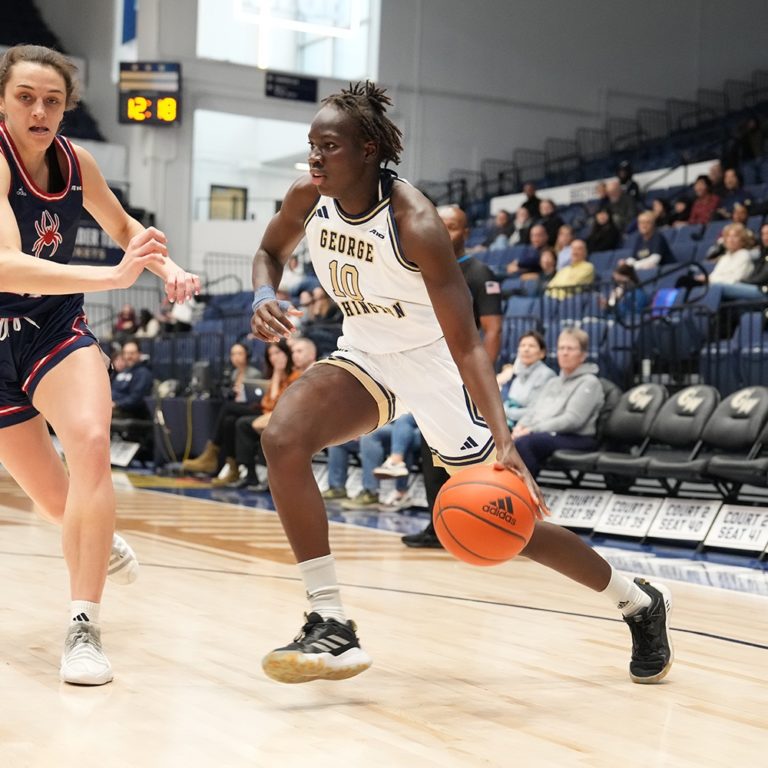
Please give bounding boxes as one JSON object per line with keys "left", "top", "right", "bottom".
{"left": 118, "top": 62, "right": 181, "bottom": 125}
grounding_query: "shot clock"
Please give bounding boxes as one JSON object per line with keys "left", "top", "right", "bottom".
{"left": 118, "top": 62, "right": 182, "bottom": 125}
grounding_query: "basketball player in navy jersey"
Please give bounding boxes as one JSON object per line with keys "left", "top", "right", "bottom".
{"left": 251, "top": 82, "right": 672, "bottom": 686}
{"left": 0, "top": 45, "right": 199, "bottom": 685}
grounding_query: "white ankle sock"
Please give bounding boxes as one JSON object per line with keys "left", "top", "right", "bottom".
{"left": 298, "top": 555, "right": 346, "bottom": 623}
{"left": 70, "top": 600, "right": 101, "bottom": 625}
{"left": 601, "top": 568, "right": 652, "bottom": 617}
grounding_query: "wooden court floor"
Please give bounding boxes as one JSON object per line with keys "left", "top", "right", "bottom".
{"left": 0, "top": 471, "right": 766, "bottom": 768}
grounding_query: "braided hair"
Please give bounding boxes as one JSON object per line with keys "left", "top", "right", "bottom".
{"left": 322, "top": 81, "right": 403, "bottom": 166}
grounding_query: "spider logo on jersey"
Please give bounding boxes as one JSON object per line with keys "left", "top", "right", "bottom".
{"left": 32, "top": 210, "right": 63, "bottom": 259}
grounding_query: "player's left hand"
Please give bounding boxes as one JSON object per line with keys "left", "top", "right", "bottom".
{"left": 494, "top": 441, "right": 550, "bottom": 520}
{"left": 164, "top": 268, "right": 201, "bottom": 304}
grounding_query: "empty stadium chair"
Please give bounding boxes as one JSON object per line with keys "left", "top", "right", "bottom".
{"left": 706, "top": 420, "right": 768, "bottom": 494}
{"left": 594, "top": 385, "right": 720, "bottom": 490}
{"left": 644, "top": 386, "right": 768, "bottom": 493}
{"left": 547, "top": 382, "right": 667, "bottom": 484}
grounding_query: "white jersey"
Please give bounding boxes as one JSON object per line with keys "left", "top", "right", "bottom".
{"left": 303, "top": 171, "right": 444, "bottom": 354}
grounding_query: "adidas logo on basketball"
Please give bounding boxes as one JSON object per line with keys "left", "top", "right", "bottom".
{"left": 482, "top": 496, "right": 517, "bottom": 524}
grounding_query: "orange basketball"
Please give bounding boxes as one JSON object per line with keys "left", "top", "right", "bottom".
{"left": 433, "top": 465, "right": 537, "bottom": 566}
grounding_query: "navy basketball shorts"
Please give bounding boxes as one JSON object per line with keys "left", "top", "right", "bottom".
{"left": 0, "top": 309, "right": 99, "bottom": 428}
{"left": 319, "top": 336, "right": 496, "bottom": 474}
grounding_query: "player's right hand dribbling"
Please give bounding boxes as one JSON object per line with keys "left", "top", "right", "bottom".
{"left": 112, "top": 227, "right": 168, "bottom": 289}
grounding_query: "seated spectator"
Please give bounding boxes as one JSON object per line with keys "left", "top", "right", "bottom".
{"left": 537, "top": 199, "right": 564, "bottom": 246}
{"left": 606, "top": 179, "right": 637, "bottom": 233}
{"left": 705, "top": 203, "right": 758, "bottom": 260}
{"left": 226, "top": 337, "right": 317, "bottom": 488}
{"left": 554, "top": 224, "right": 574, "bottom": 269}
{"left": 668, "top": 195, "right": 692, "bottom": 226}
{"left": 622, "top": 211, "right": 674, "bottom": 269}
{"left": 321, "top": 414, "right": 420, "bottom": 509}
{"left": 721, "top": 223, "right": 768, "bottom": 302}
{"left": 113, "top": 303, "right": 137, "bottom": 342}
{"left": 506, "top": 224, "right": 547, "bottom": 276}
{"left": 601, "top": 264, "right": 649, "bottom": 321}
{"left": 535, "top": 248, "right": 558, "bottom": 294}
{"left": 111, "top": 340, "right": 153, "bottom": 419}
{"left": 483, "top": 209, "right": 515, "bottom": 251}
{"left": 585, "top": 208, "right": 622, "bottom": 253}
{"left": 299, "top": 286, "right": 343, "bottom": 358}
{"left": 716, "top": 167, "right": 751, "bottom": 219}
{"left": 521, "top": 182, "right": 541, "bottom": 219}
{"left": 708, "top": 223, "right": 756, "bottom": 286}
{"left": 545, "top": 239, "right": 595, "bottom": 300}
{"left": 496, "top": 330, "right": 556, "bottom": 427}
{"left": 617, "top": 160, "right": 640, "bottom": 201}
{"left": 686, "top": 175, "right": 720, "bottom": 226}
{"left": 585, "top": 180, "right": 609, "bottom": 217}
{"left": 158, "top": 295, "right": 196, "bottom": 333}
{"left": 181, "top": 342, "right": 265, "bottom": 477}
{"left": 649, "top": 198, "right": 670, "bottom": 228}
{"left": 512, "top": 328, "right": 605, "bottom": 477}
{"left": 134, "top": 308, "right": 161, "bottom": 339}
{"left": 506, "top": 206, "right": 533, "bottom": 247}
{"left": 708, "top": 160, "right": 727, "bottom": 198}
{"left": 727, "top": 116, "right": 766, "bottom": 166}
{"left": 278, "top": 253, "right": 306, "bottom": 299}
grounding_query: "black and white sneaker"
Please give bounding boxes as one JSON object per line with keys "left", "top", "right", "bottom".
{"left": 262, "top": 612, "right": 372, "bottom": 684}
{"left": 623, "top": 577, "right": 674, "bottom": 684}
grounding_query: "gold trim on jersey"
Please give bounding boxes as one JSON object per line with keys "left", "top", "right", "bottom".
{"left": 387, "top": 210, "right": 420, "bottom": 272}
{"left": 316, "top": 356, "right": 396, "bottom": 428}
{"left": 333, "top": 197, "right": 390, "bottom": 225}
{"left": 303, "top": 199, "right": 324, "bottom": 229}
{"left": 431, "top": 435, "right": 496, "bottom": 474}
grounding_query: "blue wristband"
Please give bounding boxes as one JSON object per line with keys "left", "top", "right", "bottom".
{"left": 252, "top": 285, "right": 277, "bottom": 313}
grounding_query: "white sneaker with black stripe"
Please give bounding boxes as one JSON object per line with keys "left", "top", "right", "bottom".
{"left": 108, "top": 533, "right": 139, "bottom": 585}
{"left": 60, "top": 622, "right": 113, "bottom": 686}
{"left": 262, "top": 612, "right": 372, "bottom": 684}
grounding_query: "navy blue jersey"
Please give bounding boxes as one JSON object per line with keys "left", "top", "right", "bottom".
{"left": 0, "top": 122, "right": 85, "bottom": 318}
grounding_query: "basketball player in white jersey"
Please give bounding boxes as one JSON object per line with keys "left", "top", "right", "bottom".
{"left": 250, "top": 82, "right": 672, "bottom": 686}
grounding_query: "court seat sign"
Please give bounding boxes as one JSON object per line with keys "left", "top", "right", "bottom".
{"left": 704, "top": 505, "right": 768, "bottom": 552}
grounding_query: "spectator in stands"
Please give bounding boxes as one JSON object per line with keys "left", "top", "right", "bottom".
{"left": 113, "top": 303, "right": 137, "bottom": 342}
{"left": 111, "top": 340, "right": 153, "bottom": 419}
{"left": 439, "top": 206, "right": 502, "bottom": 364}
{"left": 324, "top": 414, "right": 420, "bottom": 508}
{"left": 668, "top": 195, "right": 692, "bottom": 226}
{"left": 521, "top": 182, "right": 541, "bottom": 219}
{"left": 537, "top": 199, "right": 564, "bottom": 246}
{"left": 299, "top": 286, "right": 344, "bottom": 359}
{"left": 181, "top": 342, "right": 264, "bottom": 477}
{"left": 622, "top": 211, "right": 674, "bottom": 269}
{"left": 708, "top": 223, "right": 756, "bottom": 286}
{"left": 134, "top": 308, "right": 160, "bottom": 339}
{"left": 585, "top": 208, "right": 622, "bottom": 253}
{"left": 708, "top": 161, "right": 727, "bottom": 198}
{"left": 606, "top": 179, "right": 637, "bottom": 233}
{"left": 506, "top": 206, "right": 533, "bottom": 246}
{"left": 226, "top": 337, "right": 317, "bottom": 489}
{"left": 617, "top": 160, "right": 640, "bottom": 201}
{"left": 706, "top": 204, "right": 758, "bottom": 260}
{"left": 507, "top": 224, "right": 547, "bottom": 277}
{"left": 158, "top": 295, "right": 195, "bottom": 333}
{"left": 720, "top": 223, "right": 768, "bottom": 302}
{"left": 511, "top": 327, "right": 605, "bottom": 477}
{"left": 686, "top": 175, "right": 721, "bottom": 226}
{"left": 649, "top": 198, "right": 670, "bottom": 228}
{"left": 536, "top": 248, "right": 558, "bottom": 294}
{"left": 496, "top": 331, "right": 556, "bottom": 427}
{"left": 716, "top": 168, "right": 751, "bottom": 219}
{"left": 601, "top": 264, "right": 648, "bottom": 321}
{"left": 483, "top": 209, "right": 515, "bottom": 251}
{"left": 585, "top": 181, "right": 609, "bottom": 218}
{"left": 277, "top": 253, "right": 306, "bottom": 299}
{"left": 554, "top": 224, "right": 574, "bottom": 269}
{"left": 545, "top": 239, "right": 595, "bottom": 300}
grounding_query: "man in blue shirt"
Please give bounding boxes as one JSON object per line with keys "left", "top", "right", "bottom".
{"left": 111, "top": 340, "right": 153, "bottom": 418}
